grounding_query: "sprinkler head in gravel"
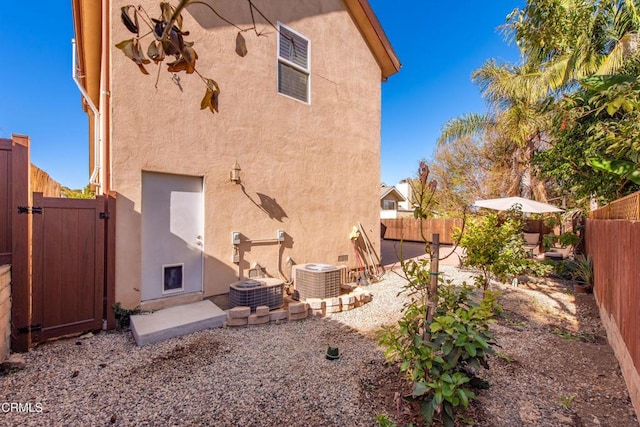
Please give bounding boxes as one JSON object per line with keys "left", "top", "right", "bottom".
{"left": 326, "top": 346, "right": 340, "bottom": 360}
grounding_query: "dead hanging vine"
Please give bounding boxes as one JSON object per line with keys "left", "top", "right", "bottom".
{"left": 116, "top": 0, "right": 283, "bottom": 114}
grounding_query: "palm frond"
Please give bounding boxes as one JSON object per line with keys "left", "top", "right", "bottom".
{"left": 437, "top": 113, "right": 495, "bottom": 146}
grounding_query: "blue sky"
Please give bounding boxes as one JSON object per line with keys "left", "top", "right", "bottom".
{"left": 370, "top": 0, "right": 524, "bottom": 185}
{"left": 0, "top": 1, "right": 522, "bottom": 190}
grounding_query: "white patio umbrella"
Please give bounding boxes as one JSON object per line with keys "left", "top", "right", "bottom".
{"left": 474, "top": 196, "right": 563, "bottom": 214}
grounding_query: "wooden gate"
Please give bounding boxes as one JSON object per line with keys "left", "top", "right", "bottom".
{"left": 29, "top": 193, "right": 106, "bottom": 344}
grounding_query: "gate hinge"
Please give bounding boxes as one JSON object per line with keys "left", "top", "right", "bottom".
{"left": 17, "top": 206, "right": 42, "bottom": 214}
{"left": 17, "top": 324, "right": 42, "bottom": 334}
{"left": 99, "top": 212, "right": 110, "bottom": 219}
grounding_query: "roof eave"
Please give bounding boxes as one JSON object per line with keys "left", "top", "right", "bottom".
{"left": 344, "top": 0, "right": 401, "bottom": 80}
{"left": 71, "top": 0, "right": 102, "bottom": 108}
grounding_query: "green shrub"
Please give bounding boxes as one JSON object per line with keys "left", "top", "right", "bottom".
{"left": 378, "top": 280, "right": 501, "bottom": 427}
{"left": 113, "top": 302, "right": 141, "bottom": 330}
{"left": 543, "top": 231, "right": 580, "bottom": 251}
{"left": 455, "top": 210, "right": 548, "bottom": 289}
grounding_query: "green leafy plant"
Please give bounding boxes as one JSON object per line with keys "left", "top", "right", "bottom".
{"left": 376, "top": 414, "right": 412, "bottom": 427}
{"left": 543, "top": 214, "right": 561, "bottom": 229}
{"left": 455, "top": 210, "right": 549, "bottom": 290}
{"left": 113, "top": 302, "right": 142, "bottom": 330}
{"left": 61, "top": 185, "right": 96, "bottom": 199}
{"left": 543, "top": 231, "right": 580, "bottom": 251}
{"left": 378, "top": 281, "right": 501, "bottom": 427}
{"left": 542, "top": 259, "right": 574, "bottom": 279}
{"left": 570, "top": 254, "right": 594, "bottom": 290}
{"left": 561, "top": 394, "right": 576, "bottom": 410}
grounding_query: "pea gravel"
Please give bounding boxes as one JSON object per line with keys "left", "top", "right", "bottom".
{"left": 2, "top": 268, "right": 475, "bottom": 427}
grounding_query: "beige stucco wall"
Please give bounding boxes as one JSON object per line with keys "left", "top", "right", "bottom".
{"left": 110, "top": 0, "right": 383, "bottom": 307}
{"left": 0, "top": 265, "right": 10, "bottom": 360}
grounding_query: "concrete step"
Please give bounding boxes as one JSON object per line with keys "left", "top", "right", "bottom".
{"left": 130, "top": 300, "right": 226, "bottom": 346}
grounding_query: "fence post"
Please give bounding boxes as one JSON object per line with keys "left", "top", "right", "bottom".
{"left": 10, "top": 135, "right": 31, "bottom": 352}
{"left": 425, "top": 233, "right": 440, "bottom": 332}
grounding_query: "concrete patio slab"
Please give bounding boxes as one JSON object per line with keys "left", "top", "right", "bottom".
{"left": 130, "top": 300, "right": 226, "bottom": 346}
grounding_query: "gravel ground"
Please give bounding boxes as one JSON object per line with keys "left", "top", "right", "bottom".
{"left": 1, "top": 269, "right": 432, "bottom": 427}
{"left": 2, "top": 266, "right": 636, "bottom": 427}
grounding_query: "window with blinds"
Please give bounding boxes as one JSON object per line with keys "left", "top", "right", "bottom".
{"left": 277, "top": 23, "right": 310, "bottom": 103}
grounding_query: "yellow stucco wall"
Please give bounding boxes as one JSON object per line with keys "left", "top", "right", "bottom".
{"left": 110, "top": 0, "right": 383, "bottom": 307}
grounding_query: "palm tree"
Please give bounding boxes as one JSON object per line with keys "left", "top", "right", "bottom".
{"left": 506, "top": 0, "right": 640, "bottom": 89}
{"left": 438, "top": 61, "right": 551, "bottom": 200}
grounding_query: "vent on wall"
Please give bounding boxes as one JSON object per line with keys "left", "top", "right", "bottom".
{"left": 293, "top": 264, "right": 343, "bottom": 300}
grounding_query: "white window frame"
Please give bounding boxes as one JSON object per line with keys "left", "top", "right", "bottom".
{"left": 382, "top": 200, "right": 397, "bottom": 211}
{"left": 277, "top": 22, "right": 311, "bottom": 104}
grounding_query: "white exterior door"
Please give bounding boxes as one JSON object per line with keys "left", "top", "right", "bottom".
{"left": 141, "top": 172, "right": 204, "bottom": 301}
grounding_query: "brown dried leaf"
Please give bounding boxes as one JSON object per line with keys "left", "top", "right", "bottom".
{"left": 115, "top": 39, "right": 135, "bottom": 59}
{"left": 160, "top": 2, "right": 183, "bottom": 30}
{"left": 235, "top": 32, "right": 248, "bottom": 57}
{"left": 147, "top": 40, "right": 165, "bottom": 64}
{"left": 167, "top": 58, "right": 188, "bottom": 73}
{"left": 160, "top": 2, "right": 173, "bottom": 23}
{"left": 182, "top": 46, "right": 198, "bottom": 74}
{"left": 116, "top": 38, "right": 150, "bottom": 74}
{"left": 200, "top": 79, "right": 220, "bottom": 114}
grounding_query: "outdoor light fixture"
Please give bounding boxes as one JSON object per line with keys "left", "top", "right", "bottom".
{"left": 230, "top": 160, "right": 241, "bottom": 184}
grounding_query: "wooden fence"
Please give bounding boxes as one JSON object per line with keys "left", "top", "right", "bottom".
{"left": 1, "top": 134, "right": 116, "bottom": 352}
{"left": 586, "top": 219, "right": 640, "bottom": 415}
{"left": 590, "top": 191, "right": 640, "bottom": 220}
{"left": 0, "top": 139, "right": 13, "bottom": 265}
{"left": 381, "top": 218, "right": 552, "bottom": 246}
{"left": 381, "top": 218, "right": 463, "bottom": 244}
{"left": 31, "top": 164, "right": 61, "bottom": 197}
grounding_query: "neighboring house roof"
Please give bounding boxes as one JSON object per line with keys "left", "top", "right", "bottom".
{"left": 380, "top": 185, "right": 407, "bottom": 202}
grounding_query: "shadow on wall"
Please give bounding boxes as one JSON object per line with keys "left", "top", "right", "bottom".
{"left": 240, "top": 184, "right": 288, "bottom": 222}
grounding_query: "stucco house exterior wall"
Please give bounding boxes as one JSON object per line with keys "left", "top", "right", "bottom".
{"left": 73, "top": 0, "right": 399, "bottom": 309}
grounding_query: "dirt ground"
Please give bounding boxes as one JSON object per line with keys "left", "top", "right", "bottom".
{"left": 368, "top": 275, "right": 639, "bottom": 427}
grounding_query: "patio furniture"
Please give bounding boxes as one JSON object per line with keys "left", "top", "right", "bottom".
{"left": 544, "top": 245, "right": 573, "bottom": 261}
{"left": 523, "top": 232, "right": 541, "bottom": 256}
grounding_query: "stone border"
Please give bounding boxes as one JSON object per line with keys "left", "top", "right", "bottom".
{"left": 224, "top": 288, "right": 373, "bottom": 327}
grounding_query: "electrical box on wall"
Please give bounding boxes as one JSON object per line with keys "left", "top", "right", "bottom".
{"left": 277, "top": 230, "right": 285, "bottom": 242}
{"left": 231, "top": 231, "right": 240, "bottom": 245}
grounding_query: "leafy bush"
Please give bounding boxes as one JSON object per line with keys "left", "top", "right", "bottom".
{"left": 542, "top": 259, "right": 574, "bottom": 280}
{"left": 455, "top": 210, "right": 547, "bottom": 289}
{"left": 113, "top": 302, "right": 141, "bottom": 330}
{"left": 378, "top": 280, "right": 501, "bottom": 427}
{"left": 570, "top": 254, "right": 594, "bottom": 285}
{"left": 543, "top": 231, "right": 580, "bottom": 251}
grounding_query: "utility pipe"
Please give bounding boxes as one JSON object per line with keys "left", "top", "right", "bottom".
{"left": 72, "top": 38, "right": 101, "bottom": 190}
